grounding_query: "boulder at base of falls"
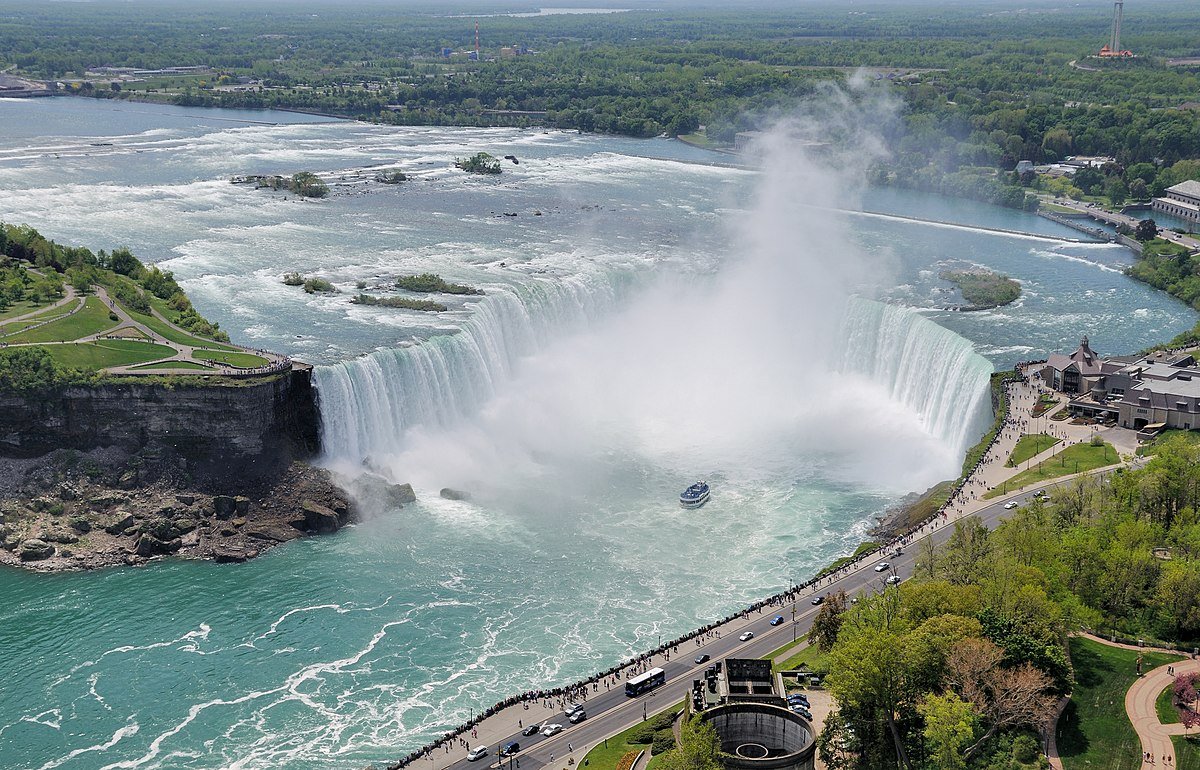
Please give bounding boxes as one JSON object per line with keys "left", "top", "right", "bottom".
{"left": 439, "top": 488, "right": 470, "bottom": 501}
{"left": 18, "top": 539, "right": 55, "bottom": 561}
{"left": 301, "top": 500, "right": 341, "bottom": 533}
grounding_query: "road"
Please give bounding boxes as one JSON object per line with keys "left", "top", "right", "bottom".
{"left": 428, "top": 483, "right": 1084, "bottom": 770}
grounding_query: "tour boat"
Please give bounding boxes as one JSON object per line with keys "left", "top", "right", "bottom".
{"left": 679, "top": 481, "right": 710, "bottom": 509}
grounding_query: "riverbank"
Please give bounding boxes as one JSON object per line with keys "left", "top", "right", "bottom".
{"left": 0, "top": 456, "right": 353, "bottom": 571}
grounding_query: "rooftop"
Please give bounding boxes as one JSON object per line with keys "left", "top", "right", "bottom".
{"left": 1167, "top": 180, "right": 1200, "bottom": 199}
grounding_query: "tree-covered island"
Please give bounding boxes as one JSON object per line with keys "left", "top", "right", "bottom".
{"left": 939, "top": 269, "right": 1022, "bottom": 310}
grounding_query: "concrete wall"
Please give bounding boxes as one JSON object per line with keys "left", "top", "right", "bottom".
{"left": 702, "top": 704, "right": 815, "bottom": 770}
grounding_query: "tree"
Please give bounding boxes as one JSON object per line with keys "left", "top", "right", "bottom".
{"left": 917, "top": 692, "right": 977, "bottom": 770}
{"left": 944, "top": 638, "right": 1056, "bottom": 760}
{"left": 1135, "top": 218, "right": 1158, "bottom": 241}
{"left": 1106, "top": 178, "right": 1129, "bottom": 207}
{"left": 108, "top": 247, "right": 141, "bottom": 276}
{"left": 1129, "top": 178, "right": 1149, "bottom": 201}
{"left": 811, "top": 590, "right": 848, "bottom": 652}
{"left": 290, "top": 171, "right": 329, "bottom": 198}
{"left": 656, "top": 716, "right": 720, "bottom": 770}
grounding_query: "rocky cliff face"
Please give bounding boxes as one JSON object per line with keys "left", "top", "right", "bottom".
{"left": 0, "top": 366, "right": 320, "bottom": 484}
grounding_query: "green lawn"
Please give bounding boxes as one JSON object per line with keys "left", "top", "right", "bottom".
{"left": 130, "top": 360, "right": 213, "bottom": 371}
{"left": 34, "top": 340, "right": 176, "bottom": 369}
{"left": 1174, "top": 736, "right": 1200, "bottom": 770}
{"left": 776, "top": 642, "right": 830, "bottom": 675}
{"left": 125, "top": 307, "right": 238, "bottom": 351}
{"left": 1056, "top": 637, "right": 1183, "bottom": 770}
{"left": 1006, "top": 433, "right": 1061, "bottom": 467}
{"left": 985, "top": 441, "right": 1117, "bottom": 498}
{"left": 193, "top": 349, "right": 268, "bottom": 368}
{"left": 817, "top": 541, "right": 880, "bottom": 578}
{"left": 763, "top": 634, "right": 808, "bottom": 663}
{"left": 580, "top": 700, "right": 682, "bottom": 770}
{"left": 0, "top": 296, "right": 68, "bottom": 325}
{"left": 1138, "top": 430, "right": 1200, "bottom": 457}
{"left": 4, "top": 297, "right": 118, "bottom": 343}
{"left": 1158, "top": 681, "right": 1182, "bottom": 724}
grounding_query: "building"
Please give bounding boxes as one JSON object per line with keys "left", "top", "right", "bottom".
{"left": 1153, "top": 180, "right": 1200, "bottom": 227}
{"left": 1042, "top": 338, "right": 1200, "bottom": 433}
{"left": 1015, "top": 160, "right": 1034, "bottom": 175}
{"left": 694, "top": 659, "right": 815, "bottom": 770}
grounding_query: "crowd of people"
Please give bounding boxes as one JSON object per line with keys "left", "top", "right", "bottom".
{"left": 386, "top": 362, "right": 1051, "bottom": 770}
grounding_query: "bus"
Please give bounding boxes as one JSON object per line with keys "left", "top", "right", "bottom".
{"left": 625, "top": 667, "right": 667, "bottom": 697}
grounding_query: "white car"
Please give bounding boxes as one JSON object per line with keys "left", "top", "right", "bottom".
{"left": 874, "top": 562, "right": 890, "bottom": 573}
{"left": 541, "top": 724, "right": 563, "bottom": 737}
{"left": 739, "top": 631, "right": 754, "bottom": 641}
{"left": 467, "top": 747, "right": 488, "bottom": 762}
{"left": 1003, "top": 501, "right": 1018, "bottom": 509}
{"left": 886, "top": 575, "right": 902, "bottom": 585}
{"left": 564, "top": 703, "right": 584, "bottom": 717}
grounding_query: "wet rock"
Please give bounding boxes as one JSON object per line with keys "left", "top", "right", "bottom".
{"left": 213, "top": 545, "right": 249, "bottom": 564}
{"left": 213, "top": 495, "right": 236, "bottom": 519}
{"left": 105, "top": 512, "right": 137, "bottom": 535}
{"left": 139, "top": 517, "right": 177, "bottom": 540}
{"left": 393, "top": 483, "right": 416, "bottom": 504}
{"left": 301, "top": 500, "right": 340, "bottom": 533}
{"left": 440, "top": 488, "right": 471, "bottom": 501}
{"left": 18, "top": 539, "right": 54, "bottom": 561}
{"left": 134, "top": 533, "right": 181, "bottom": 557}
{"left": 245, "top": 522, "right": 303, "bottom": 543}
{"left": 173, "top": 518, "right": 198, "bottom": 535}
{"left": 234, "top": 496, "right": 250, "bottom": 515}
{"left": 175, "top": 494, "right": 196, "bottom": 506}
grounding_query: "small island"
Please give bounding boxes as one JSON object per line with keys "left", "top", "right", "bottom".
{"left": 232, "top": 171, "right": 330, "bottom": 198}
{"left": 454, "top": 152, "right": 502, "bottom": 174}
{"left": 395, "top": 273, "right": 483, "bottom": 295}
{"left": 351, "top": 294, "right": 446, "bottom": 312}
{"left": 283, "top": 273, "right": 338, "bottom": 294}
{"left": 939, "top": 268, "right": 1021, "bottom": 310}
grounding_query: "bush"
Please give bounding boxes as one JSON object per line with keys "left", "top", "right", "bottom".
{"left": 629, "top": 726, "right": 656, "bottom": 745}
{"left": 303, "top": 277, "right": 337, "bottom": 294}
{"left": 1011, "top": 734, "right": 1039, "bottom": 764}
{"left": 282, "top": 272, "right": 304, "bottom": 286}
{"left": 455, "top": 152, "right": 502, "bottom": 174}
{"left": 651, "top": 730, "right": 676, "bottom": 755}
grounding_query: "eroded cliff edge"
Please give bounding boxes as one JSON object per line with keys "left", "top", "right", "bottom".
{"left": 0, "top": 365, "right": 362, "bottom": 571}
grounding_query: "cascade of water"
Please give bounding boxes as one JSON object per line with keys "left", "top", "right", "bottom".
{"left": 840, "top": 298, "right": 995, "bottom": 459}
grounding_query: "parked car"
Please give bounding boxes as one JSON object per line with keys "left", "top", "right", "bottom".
{"left": 886, "top": 575, "right": 902, "bottom": 585}
{"left": 521, "top": 724, "right": 540, "bottom": 737}
{"left": 739, "top": 631, "right": 754, "bottom": 641}
{"left": 501, "top": 742, "right": 520, "bottom": 757}
{"left": 569, "top": 710, "right": 587, "bottom": 724}
{"left": 1003, "top": 501, "right": 1018, "bottom": 509}
{"left": 874, "top": 562, "right": 890, "bottom": 573}
{"left": 695, "top": 654, "right": 710, "bottom": 665}
{"left": 770, "top": 615, "right": 784, "bottom": 626}
{"left": 467, "top": 747, "right": 489, "bottom": 762}
{"left": 541, "top": 724, "right": 563, "bottom": 737}
{"left": 564, "top": 703, "right": 584, "bottom": 717}
{"left": 787, "top": 695, "right": 809, "bottom": 706}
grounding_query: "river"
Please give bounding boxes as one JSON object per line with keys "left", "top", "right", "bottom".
{"left": 0, "top": 97, "right": 1193, "bottom": 770}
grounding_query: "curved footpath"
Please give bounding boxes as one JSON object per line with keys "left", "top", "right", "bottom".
{"left": 377, "top": 365, "right": 1150, "bottom": 770}
{"left": 1125, "top": 648, "right": 1200, "bottom": 768}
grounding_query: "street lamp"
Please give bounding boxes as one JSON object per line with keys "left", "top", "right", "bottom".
{"left": 791, "top": 603, "right": 797, "bottom": 643}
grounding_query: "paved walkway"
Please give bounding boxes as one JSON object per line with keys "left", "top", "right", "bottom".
{"left": 1127, "top": 657, "right": 1200, "bottom": 768}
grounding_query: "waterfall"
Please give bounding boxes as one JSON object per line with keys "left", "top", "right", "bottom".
{"left": 840, "top": 298, "right": 995, "bottom": 459}
{"left": 314, "top": 272, "right": 627, "bottom": 466}
{"left": 316, "top": 283, "right": 995, "bottom": 475}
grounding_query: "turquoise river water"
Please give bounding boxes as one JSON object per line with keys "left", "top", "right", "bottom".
{"left": 0, "top": 98, "right": 1194, "bottom": 770}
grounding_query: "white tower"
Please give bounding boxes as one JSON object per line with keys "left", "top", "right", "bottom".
{"left": 1110, "top": 1, "right": 1124, "bottom": 53}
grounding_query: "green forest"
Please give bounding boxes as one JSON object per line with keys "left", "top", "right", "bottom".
{"left": 810, "top": 434, "right": 1200, "bottom": 769}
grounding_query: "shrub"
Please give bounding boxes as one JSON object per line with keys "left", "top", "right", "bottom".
{"left": 1012, "top": 734, "right": 1039, "bottom": 764}
{"left": 303, "top": 277, "right": 337, "bottom": 294}
{"left": 651, "top": 730, "right": 676, "bottom": 755}
{"left": 282, "top": 272, "right": 304, "bottom": 286}
{"left": 629, "top": 726, "right": 656, "bottom": 744}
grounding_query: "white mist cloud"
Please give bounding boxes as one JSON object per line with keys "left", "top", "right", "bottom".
{"left": 344, "top": 82, "right": 972, "bottom": 502}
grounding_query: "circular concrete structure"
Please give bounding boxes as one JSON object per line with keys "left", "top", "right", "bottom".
{"left": 700, "top": 703, "right": 816, "bottom": 770}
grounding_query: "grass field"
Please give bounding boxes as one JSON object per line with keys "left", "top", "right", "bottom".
{"left": 762, "top": 635, "right": 807, "bottom": 663}
{"left": 580, "top": 700, "right": 682, "bottom": 770}
{"left": 775, "top": 642, "right": 830, "bottom": 675}
{"left": 985, "top": 441, "right": 1117, "bottom": 498}
{"left": 0, "top": 296, "right": 71, "bottom": 326}
{"left": 1174, "top": 736, "right": 1200, "bottom": 770}
{"left": 1158, "top": 682, "right": 1182, "bottom": 724}
{"left": 1057, "top": 637, "right": 1183, "bottom": 770}
{"left": 4, "top": 297, "right": 118, "bottom": 343}
{"left": 193, "top": 349, "right": 268, "bottom": 368}
{"left": 124, "top": 307, "right": 238, "bottom": 351}
{"left": 130, "top": 360, "right": 212, "bottom": 371}
{"left": 36, "top": 340, "right": 176, "bottom": 369}
{"left": 1006, "top": 433, "right": 1060, "bottom": 467}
